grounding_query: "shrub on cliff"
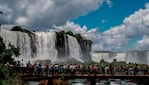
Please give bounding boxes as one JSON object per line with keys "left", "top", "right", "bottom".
{"left": 0, "top": 37, "right": 20, "bottom": 64}
{"left": 0, "top": 64, "right": 9, "bottom": 80}
{"left": 10, "top": 26, "right": 33, "bottom": 35}
{"left": 56, "top": 30, "right": 92, "bottom": 43}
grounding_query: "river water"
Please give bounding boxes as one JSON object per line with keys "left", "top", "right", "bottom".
{"left": 28, "top": 79, "right": 138, "bottom": 85}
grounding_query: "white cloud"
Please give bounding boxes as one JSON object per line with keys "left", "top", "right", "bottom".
{"left": 101, "top": 19, "right": 107, "bottom": 24}
{"left": 15, "top": 17, "right": 27, "bottom": 25}
{"left": 53, "top": 21, "right": 100, "bottom": 41}
{"left": 106, "top": 0, "right": 113, "bottom": 7}
{"left": 123, "top": 8, "right": 149, "bottom": 38}
{"left": 92, "top": 2, "right": 149, "bottom": 51}
{"left": 0, "top": 0, "right": 111, "bottom": 29}
{"left": 98, "top": 2, "right": 149, "bottom": 51}
{"left": 53, "top": 21, "right": 88, "bottom": 34}
{"left": 136, "top": 35, "right": 149, "bottom": 50}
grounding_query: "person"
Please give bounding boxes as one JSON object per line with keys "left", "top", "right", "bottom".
{"left": 125, "top": 65, "right": 129, "bottom": 75}
{"left": 72, "top": 64, "right": 76, "bottom": 75}
{"left": 105, "top": 65, "right": 109, "bottom": 74}
{"left": 45, "top": 63, "right": 49, "bottom": 76}
{"left": 134, "top": 64, "right": 139, "bottom": 76}
{"left": 34, "top": 63, "right": 41, "bottom": 75}
{"left": 63, "top": 64, "right": 67, "bottom": 74}
{"left": 20, "top": 59, "right": 25, "bottom": 74}
{"left": 93, "top": 64, "right": 98, "bottom": 76}
{"left": 5, "top": 62, "right": 10, "bottom": 68}
{"left": 109, "top": 64, "right": 114, "bottom": 75}
{"left": 27, "top": 61, "right": 31, "bottom": 74}
{"left": 69, "top": 64, "right": 73, "bottom": 74}
{"left": 49, "top": 64, "right": 54, "bottom": 75}
{"left": 54, "top": 64, "right": 59, "bottom": 75}
{"left": 16, "top": 61, "right": 21, "bottom": 73}
{"left": 143, "top": 65, "right": 148, "bottom": 75}
{"left": 101, "top": 64, "right": 105, "bottom": 75}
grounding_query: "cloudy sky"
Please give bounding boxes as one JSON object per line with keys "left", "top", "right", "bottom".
{"left": 0, "top": 0, "right": 149, "bottom": 52}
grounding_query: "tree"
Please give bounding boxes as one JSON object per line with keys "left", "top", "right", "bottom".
{"left": 0, "top": 36, "right": 20, "bottom": 81}
{"left": 66, "top": 31, "right": 74, "bottom": 36}
{"left": 0, "top": 37, "right": 20, "bottom": 64}
{"left": 113, "top": 59, "right": 117, "bottom": 63}
{"left": 100, "top": 59, "right": 105, "bottom": 63}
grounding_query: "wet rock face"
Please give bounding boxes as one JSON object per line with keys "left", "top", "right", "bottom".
{"left": 78, "top": 40, "right": 92, "bottom": 61}
{"left": 56, "top": 33, "right": 69, "bottom": 58}
{"left": 30, "top": 34, "right": 37, "bottom": 57}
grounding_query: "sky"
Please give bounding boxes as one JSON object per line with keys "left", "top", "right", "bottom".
{"left": 0, "top": 0, "right": 149, "bottom": 52}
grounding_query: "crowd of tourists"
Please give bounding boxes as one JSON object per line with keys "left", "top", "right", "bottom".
{"left": 4, "top": 60, "right": 149, "bottom": 76}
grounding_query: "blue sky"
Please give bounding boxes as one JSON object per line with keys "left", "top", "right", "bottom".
{"left": 72, "top": 0, "right": 149, "bottom": 32}
{"left": 0, "top": 0, "right": 149, "bottom": 52}
{"left": 71, "top": 0, "right": 149, "bottom": 51}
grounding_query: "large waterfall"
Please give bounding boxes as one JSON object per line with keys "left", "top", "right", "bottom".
{"left": 91, "top": 51, "right": 149, "bottom": 64}
{"left": 0, "top": 29, "right": 91, "bottom": 63}
{"left": 126, "top": 50, "right": 148, "bottom": 64}
{"left": 91, "top": 52, "right": 126, "bottom": 63}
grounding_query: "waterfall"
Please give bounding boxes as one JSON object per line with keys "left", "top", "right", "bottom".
{"left": 34, "top": 32, "right": 57, "bottom": 62}
{"left": 64, "top": 35, "right": 69, "bottom": 58}
{"left": 126, "top": 51, "right": 148, "bottom": 64}
{"left": 0, "top": 29, "right": 88, "bottom": 63}
{"left": 147, "top": 51, "right": 149, "bottom": 64}
{"left": 91, "top": 51, "right": 149, "bottom": 64}
{"left": 0, "top": 29, "right": 58, "bottom": 63}
{"left": 0, "top": 29, "right": 32, "bottom": 62}
{"left": 67, "top": 35, "right": 83, "bottom": 62}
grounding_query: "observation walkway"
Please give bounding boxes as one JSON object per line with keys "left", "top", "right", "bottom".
{"left": 17, "top": 74, "right": 149, "bottom": 85}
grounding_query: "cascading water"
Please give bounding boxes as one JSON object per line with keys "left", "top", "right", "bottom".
{"left": 34, "top": 32, "right": 57, "bottom": 62}
{"left": 67, "top": 35, "right": 83, "bottom": 62}
{"left": 0, "top": 29, "right": 33, "bottom": 62}
{"left": 0, "top": 29, "right": 87, "bottom": 63}
{"left": 64, "top": 35, "right": 69, "bottom": 58}
{"left": 126, "top": 51, "right": 148, "bottom": 64}
{"left": 147, "top": 51, "right": 149, "bottom": 64}
{"left": 91, "top": 51, "right": 149, "bottom": 64}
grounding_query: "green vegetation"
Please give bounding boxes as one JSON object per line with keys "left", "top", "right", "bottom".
{"left": 61, "top": 58, "right": 148, "bottom": 71}
{"left": 0, "top": 36, "right": 20, "bottom": 84}
{"left": 0, "top": 37, "right": 20, "bottom": 64}
{"left": 79, "top": 59, "right": 148, "bottom": 70}
{"left": 10, "top": 26, "right": 33, "bottom": 36}
{"left": 56, "top": 30, "right": 92, "bottom": 43}
{"left": 0, "top": 64, "right": 9, "bottom": 79}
